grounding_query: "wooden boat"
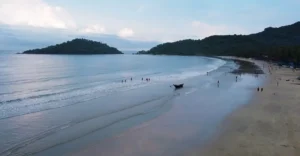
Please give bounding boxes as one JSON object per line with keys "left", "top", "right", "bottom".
{"left": 173, "top": 84, "right": 184, "bottom": 89}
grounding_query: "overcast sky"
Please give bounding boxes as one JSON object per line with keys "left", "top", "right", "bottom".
{"left": 0, "top": 0, "right": 299, "bottom": 42}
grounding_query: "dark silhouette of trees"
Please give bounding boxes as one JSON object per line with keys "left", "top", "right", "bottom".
{"left": 138, "top": 22, "right": 300, "bottom": 63}
{"left": 23, "top": 38, "right": 123, "bottom": 54}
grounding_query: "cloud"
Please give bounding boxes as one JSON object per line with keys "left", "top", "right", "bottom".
{"left": 0, "top": 0, "right": 75, "bottom": 29}
{"left": 0, "top": 1, "right": 250, "bottom": 42}
{"left": 81, "top": 24, "right": 106, "bottom": 34}
{"left": 118, "top": 28, "right": 134, "bottom": 38}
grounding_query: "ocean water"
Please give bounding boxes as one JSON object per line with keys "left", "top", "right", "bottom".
{"left": 0, "top": 54, "right": 226, "bottom": 119}
{"left": 0, "top": 54, "right": 261, "bottom": 156}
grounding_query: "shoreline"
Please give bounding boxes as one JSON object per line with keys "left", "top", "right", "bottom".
{"left": 69, "top": 58, "right": 265, "bottom": 156}
{"left": 187, "top": 58, "right": 300, "bottom": 156}
{"left": 0, "top": 55, "right": 236, "bottom": 156}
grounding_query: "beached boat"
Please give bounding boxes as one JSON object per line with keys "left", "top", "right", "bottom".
{"left": 173, "top": 84, "right": 184, "bottom": 89}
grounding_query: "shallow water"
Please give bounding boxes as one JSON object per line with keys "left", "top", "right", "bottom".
{"left": 68, "top": 62, "right": 264, "bottom": 156}
{"left": 0, "top": 54, "right": 263, "bottom": 156}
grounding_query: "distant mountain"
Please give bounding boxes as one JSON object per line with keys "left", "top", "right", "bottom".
{"left": 23, "top": 38, "right": 123, "bottom": 55}
{"left": 0, "top": 25, "right": 159, "bottom": 53}
{"left": 139, "top": 21, "right": 300, "bottom": 62}
{"left": 249, "top": 21, "right": 300, "bottom": 45}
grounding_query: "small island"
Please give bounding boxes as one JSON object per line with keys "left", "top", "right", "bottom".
{"left": 23, "top": 38, "right": 123, "bottom": 55}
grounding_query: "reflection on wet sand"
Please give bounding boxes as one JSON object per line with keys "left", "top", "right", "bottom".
{"left": 73, "top": 73, "right": 262, "bottom": 156}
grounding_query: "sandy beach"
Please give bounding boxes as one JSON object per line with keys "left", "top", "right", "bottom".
{"left": 71, "top": 58, "right": 300, "bottom": 156}
{"left": 188, "top": 59, "right": 300, "bottom": 156}
{"left": 68, "top": 59, "right": 266, "bottom": 156}
{"left": 7, "top": 56, "right": 298, "bottom": 156}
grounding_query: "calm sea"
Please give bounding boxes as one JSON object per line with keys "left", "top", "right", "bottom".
{"left": 0, "top": 54, "right": 225, "bottom": 119}
{"left": 0, "top": 54, "right": 227, "bottom": 155}
{"left": 0, "top": 54, "right": 263, "bottom": 156}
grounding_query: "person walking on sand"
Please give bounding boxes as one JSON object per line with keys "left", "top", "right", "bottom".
{"left": 261, "top": 88, "right": 263, "bottom": 92}
{"left": 131, "top": 77, "right": 132, "bottom": 81}
{"left": 257, "top": 87, "right": 260, "bottom": 92}
{"left": 236, "top": 76, "right": 238, "bottom": 82}
{"left": 217, "top": 80, "right": 220, "bottom": 88}
{"left": 142, "top": 78, "right": 143, "bottom": 81}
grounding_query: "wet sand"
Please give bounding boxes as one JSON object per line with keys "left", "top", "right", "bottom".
{"left": 70, "top": 60, "right": 264, "bottom": 156}
{"left": 187, "top": 59, "right": 300, "bottom": 156}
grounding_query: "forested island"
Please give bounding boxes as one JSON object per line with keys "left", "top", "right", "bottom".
{"left": 23, "top": 38, "right": 123, "bottom": 55}
{"left": 138, "top": 22, "right": 300, "bottom": 63}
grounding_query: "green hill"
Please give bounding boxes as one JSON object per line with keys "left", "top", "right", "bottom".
{"left": 23, "top": 38, "right": 123, "bottom": 55}
{"left": 138, "top": 22, "right": 300, "bottom": 63}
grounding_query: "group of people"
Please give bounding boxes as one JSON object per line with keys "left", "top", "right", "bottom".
{"left": 142, "top": 78, "right": 151, "bottom": 81}
{"left": 257, "top": 87, "right": 263, "bottom": 92}
{"left": 121, "top": 77, "right": 133, "bottom": 83}
{"left": 121, "top": 77, "right": 151, "bottom": 83}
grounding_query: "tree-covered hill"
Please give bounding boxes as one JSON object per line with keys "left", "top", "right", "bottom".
{"left": 138, "top": 22, "right": 300, "bottom": 63}
{"left": 23, "top": 38, "right": 123, "bottom": 55}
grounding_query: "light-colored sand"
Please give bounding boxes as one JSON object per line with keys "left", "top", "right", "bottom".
{"left": 188, "top": 62, "right": 300, "bottom": 156}
{"left": 70, "top": 58, "right": 300, "bottom": 156}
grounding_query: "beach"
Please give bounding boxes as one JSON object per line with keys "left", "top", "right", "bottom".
{"left": 1, "top": 55, "right": 258, "bottom": 156}
{"left": 71, "top": 58, "right": 300, "bottom": 156}
{"left": 1, "top": 55, "right": 284, "bottom": 156}
{"left": 69, "top": 58, "right": 265, "bottom": 156}
{"left": 187, "top": 59, "right": 300, "bottom": 156}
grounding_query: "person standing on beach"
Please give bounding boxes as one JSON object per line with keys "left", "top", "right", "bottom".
{"left": 142, "top": 78, "right": 143, "bottom": 81}
{"left": 236, "top": 76, "right": 238, "bottom": 82}
{"left": 131, "top": 77, "right": 132, "bottom": 81}
{"left": 217, "top": 80, "right": 220, "bottom": 88}
{"left": 261, "top": 88, "right": 263, "bottom": 92}
{"left": 257, "top": 87, "right": 260, "bottom": 92}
